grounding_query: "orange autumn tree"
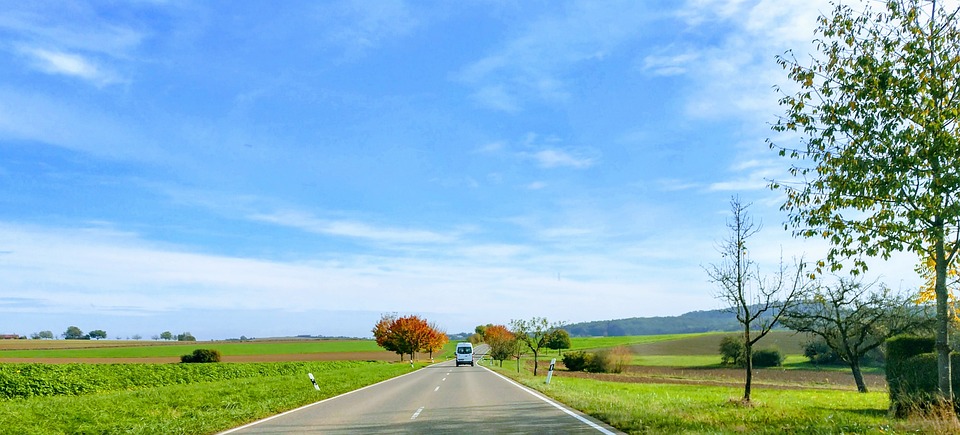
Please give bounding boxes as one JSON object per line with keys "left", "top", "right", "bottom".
{"left": 423, "top": 322, "right": 449, "bottom": 361}
{"left": 372, "top": 313, "right": 444, "bottom": 362}
{"left": 483, "top": 324, "right": 515, "bottom": 367}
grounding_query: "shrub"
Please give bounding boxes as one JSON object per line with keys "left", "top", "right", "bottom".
{"left": 803, "top": 339, "right": 840, "bottom": 365}
{"left": 181, "top": 349, "right": 222, "bottom": 363}
{"left": 562, "top": 351, "right": 589, "bottom": 372}
{"left": 719, "top": 335, "right": 744, "bottom": 366}
{"left": 751, "top": 348, "right": 784, "bottom": 368}
{"left": 585, "top": 350, "right": 611, "bottom": 373}
{"left": 885, "top": 335, "right": 960, "bottom": 417}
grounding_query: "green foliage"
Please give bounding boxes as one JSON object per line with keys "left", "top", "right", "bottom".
{"left": 177, "top": 332, "right": 196, "bottom": 342}
{"left": 159, "top": 331, "right": 173, "bottom": 340}
{"left": 546, "top": 329, "right": 571, "bottom": 354}
{"left": 62, "top": 326, "right": 85, "bottom": 340}
{"left": 0, "top": 360, "right": 367, "bottom": 400}
{"left": 180, "top": 349, "right": 222, "bottom": 363}
{"left": 718, "top": 335, "right": 744, "bottom": 366}
{"left": 751, "top": 348, "right": 784, "bottom": 368}
{"left": 885, "top": 336, "right": 959, "bottom": 416}
{"left": 771, "top": 0, "right": 960, "bottom": 400}
{"left": 804, "top": 339, "right": 840, "bottom": 365}
{"left": 87, "top": 330, "right": 107, "bottom": 340}
{"left": 562, "top": 351, "right": 589, "bottom": 372}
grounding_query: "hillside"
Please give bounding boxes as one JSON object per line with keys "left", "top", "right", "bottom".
{"left": 565, "top": 308, "right": 772, "bottom": 337}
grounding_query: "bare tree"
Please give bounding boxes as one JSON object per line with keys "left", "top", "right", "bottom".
{"left": 706, "top": 196, "right": 809, "bottom": 403}
{"left": 782, "top": 277, "right": 934, "bottom": 392}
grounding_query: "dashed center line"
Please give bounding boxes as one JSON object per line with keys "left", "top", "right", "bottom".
{"left": 410, "top": 406, "right": 424, "bottom": 420}
{"left": 442, "top": 377, "right": 447, "bottom": 381}
{"left": 434, "top": 386, "right": 440, "bottom": 392}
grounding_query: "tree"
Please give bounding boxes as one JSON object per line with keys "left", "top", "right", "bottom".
{"left": 782, "top": 277, "right": 934, "bottom": 392}
{"left": 719, "top": 335, "right": 745, "bottom": 366}
{"left": 32, "top": 330, "right": 53, "bottom": 340}
{"left": 371, "top": 313, "right": 439, "bottom": 362}
{"left": 770, "top": 0, "right": 960, "bottom": 402}
{"left": 88, "top": 330, "right": 107, "bottom": 340}
{"left": 706, "top": 197, "right": 808, "bottom": 402}
{"left": 483, "top": 324, "right": 515, "bottom": 367}
{"left": 177, "top": 332, "right": 196, "bottom": 341}
{"left": 159, "top": 331, "right": 173, "bottom": 341}
{"left": 63, "top": 326, "right": 85, "bottom": 340}
{"left": 422, "top": 323, "right": 449, "bottom": 361}
{"left": 546, "top": 329, "right": 572, "bottom": 356}
{"left": 510, "top": 317, "right": 563, "bottom": 376}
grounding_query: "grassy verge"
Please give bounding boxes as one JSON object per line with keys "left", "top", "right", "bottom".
{"left": 489, "top": 364, "right": 897, "bottom": 434}
{"left": 0, "top": 361, "right": 418, "bottom": 434}
{"left": 0, "top": 340, "right": 384, "bottom": 359}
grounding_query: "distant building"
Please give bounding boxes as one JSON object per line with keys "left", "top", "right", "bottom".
{"left": 0, "top": 334, "right": 20, "bottom": 340}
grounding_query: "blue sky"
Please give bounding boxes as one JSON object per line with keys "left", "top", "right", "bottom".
{"left": 0, "top": 0, "right": 922, "bottom": 340}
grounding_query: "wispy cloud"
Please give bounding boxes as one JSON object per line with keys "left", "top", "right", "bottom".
{"left": 640, "top": 49, "right": 700, "bottom": 76}
{"left": 250, "top": 210, "right": 457, "bottom": 245}
{"left": 457, "top": 1, "right": 651, "bottom": 111}
{"left": 20, "top": 47, "right": 119, "bottom": 85}
{"left": 526, "top": 148, "right": 597, "bottom": 169}
{"left": 314, "top": 0, "right": 420, "bottom": 60}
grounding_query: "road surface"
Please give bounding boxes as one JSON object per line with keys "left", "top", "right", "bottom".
{"left": 221, "top": 347, "right": 620, "bottom": 434}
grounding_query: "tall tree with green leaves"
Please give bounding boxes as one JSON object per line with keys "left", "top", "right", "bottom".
{"left": 770, "top": 0, "right": 960, "bottom": 402}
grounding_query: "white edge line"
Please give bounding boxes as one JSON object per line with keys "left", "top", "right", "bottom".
{"left": 217, "top": 365, "right": 428, "bottom": 434}
{"left": 482, "top": 366, "right": 618, "bottom": 435}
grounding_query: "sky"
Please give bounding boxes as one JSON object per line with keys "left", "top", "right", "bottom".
{"left": 0, "top": 0, "right": 925, "bottom": 340}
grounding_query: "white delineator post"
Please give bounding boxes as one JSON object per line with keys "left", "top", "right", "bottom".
{"left": 545, "top": 358, "right": 556, "bottom": 384}
{"left": 308, "top": 373, "right": 320, "bottom": 390}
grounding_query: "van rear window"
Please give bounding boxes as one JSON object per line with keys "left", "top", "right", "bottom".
{"left": 457, "top": 347, "right": 472, "bottom": 354}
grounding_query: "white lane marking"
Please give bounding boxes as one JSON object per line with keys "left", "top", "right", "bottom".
{"left": 482, "top": 367, "right": 618, "bottom": 435}
{"left": 411, "top": 406, "right": 424, "bottom": 420}
{"left": 442, "top": 377, "right": 447, "bottom": 381}
{"left": 434, "top": 386, "right": 440, "bottom": 392}
{"left": 218, "top": 367, "right": 429, "bottom": 434}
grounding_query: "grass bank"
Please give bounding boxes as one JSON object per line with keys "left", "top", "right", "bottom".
{"left": 0, "top": 361, "right": 418, "bottom": 434}
{"left": 489, "top": 364, "right": 898, "bottom": 434}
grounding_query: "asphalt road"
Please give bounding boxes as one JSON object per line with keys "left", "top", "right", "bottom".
{"left": 220, "top": 347, "right": 620, "bottom": 434}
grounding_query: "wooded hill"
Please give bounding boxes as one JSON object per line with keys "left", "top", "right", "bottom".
{"left": 565, "top": 309, "right": 767, "bottom": 337}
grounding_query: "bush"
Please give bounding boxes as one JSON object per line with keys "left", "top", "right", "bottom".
{"left": 562, "top": 351, "right": 589, "bottom": 372}
{"left": 585, "top": 350, "right": 611, "bottom": 373}
{"left": 803, "top": 339, "right": 840, "bottom": 365}
{"left": 885, "top": 335, "right": 960, "bottom": 417}
{"left": 180, "top": 349, "right": 222, "bottom": 363}
{"left": 719, "top": 335, "right": 744, "bottom": 366}
{"left": 751, "top": 348, "right": 784, "bottom": 368}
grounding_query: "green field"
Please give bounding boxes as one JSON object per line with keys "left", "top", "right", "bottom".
{"left": 0, "top": 339, "right": 385, "bottom": 359}
{"left": 0, "top": 361, "right": 419, "bottom": 434}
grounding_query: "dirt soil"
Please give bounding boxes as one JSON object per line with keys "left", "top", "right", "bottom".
{"left": 556, "top": 364, "right": 887, "bottom": 392}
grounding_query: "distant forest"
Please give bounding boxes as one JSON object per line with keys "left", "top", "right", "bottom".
{"left": 564, "top": 309, "right": 771, "bottom": 337}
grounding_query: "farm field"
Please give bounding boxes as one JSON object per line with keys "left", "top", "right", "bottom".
{"left": 0, "top": 338, "right": 438, "bottom": 363}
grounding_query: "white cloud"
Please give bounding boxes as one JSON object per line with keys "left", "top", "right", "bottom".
{"left": 20, "top": 47, "right": 119, "bottom": 85}
{"left": 526, "top": 181, "right": 547, "bottom": 190}
{"left": 250, "top": 210, "right": 458, "bottom": 245}
{"left": 640, "top": 50, "right": 701, "bottom": 76}
{"left": 527, "top": 148, "right": 597, "bottom": 169}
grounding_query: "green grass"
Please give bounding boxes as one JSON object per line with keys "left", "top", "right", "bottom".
{"left": 0, "top": 361, "right": 418, "bottom": 434}
{"left": 492, "top": 365, "right": 896, "bottom": 434}
{"left": 0, "top": 340, "right": 384, "bottom": 359}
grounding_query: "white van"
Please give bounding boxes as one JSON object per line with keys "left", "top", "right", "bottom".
{"left": 455, "top": 342, "right": 474, "bottom": 367}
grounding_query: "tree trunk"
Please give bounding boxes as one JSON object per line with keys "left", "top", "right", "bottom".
{"left": 934, "top": 220, "right": 954, "bottom": 402}
{"left": 532, "top": 350, "right": 539, "bottom": 376}
{"left": 743, "top": 332, "right": 752, "bottom": 402}
{"left": 850, "top": 360, "right": 868, "bottom": 393}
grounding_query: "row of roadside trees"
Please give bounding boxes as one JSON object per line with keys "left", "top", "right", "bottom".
{"left": 372, "top": 313, "right": 448, "bottom": 362}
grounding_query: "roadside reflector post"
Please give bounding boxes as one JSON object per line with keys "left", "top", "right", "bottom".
{"left": 545, "top": 358, "right": 556, "bottom": 384}
{"left": 308, "top": 373, "right": 320, "bottom": 390}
